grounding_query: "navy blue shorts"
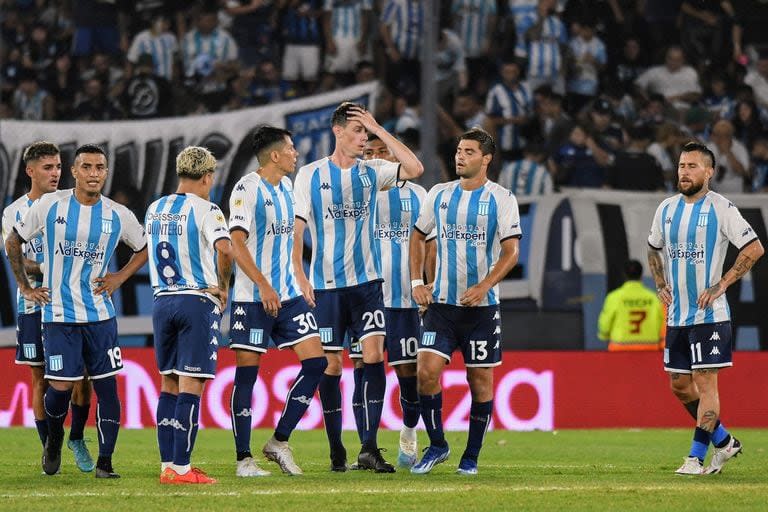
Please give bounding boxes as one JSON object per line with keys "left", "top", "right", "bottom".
{"left": 313, "top": 281, "right": 386, "bottom": 352}
{"left": 349, "top": 308, "right": 420, "bottom": 365}
{"left": 42, "top": 318, "right": 120, "bottom": 380}
{"left": 153, "top": 294, "right": 222, "bottom": 379}
{"left": 664, "top": 321, "right": 733, "bottom": 373}
{"left": 15, "top": 311, "right": 43, "bottom": 366}
{"left": 229, "top": 296, "right": 319, "bottom": 353}
{"left": 420, "top": 303, "right": 502, "bottom": 367}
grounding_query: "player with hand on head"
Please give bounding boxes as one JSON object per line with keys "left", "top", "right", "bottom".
{"left": 1, "top": 141, "right": 96, "bottom": 473}
{"left": 647, "top": 141, "right": 764, "bottom": 475}
{"left": 6, "top": 144, "right": 148, "bottom": 478}
{"left": 292, "top": 101, "right": 424, "bottom": 472}
{"left": 409, "top": 128, "right": 521, "bottom": 475}
{"left": 146, "top": 146, "right": 233, "bottom": 485}
{"left": 227, "top": 126, "right": 327, "bottom": 477}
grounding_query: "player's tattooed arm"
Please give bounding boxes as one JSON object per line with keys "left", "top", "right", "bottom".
{"left": 214, "top": 239, "right": 234, "bottom": 310}
{"left": 23, "top": 257, "right": 42, "bottom": 278}
{"left": 647, "top": 247, "right": 671, "bottom": 306}
{"left": 5, "top": 231, "right": 49, "bottom": 305}
{"left": 698, "top": 239, "right": 764, "bottom": 309}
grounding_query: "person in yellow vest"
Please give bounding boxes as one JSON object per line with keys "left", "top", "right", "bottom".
{"left": 598, "top": 259, "right": 665, "bottom": 351}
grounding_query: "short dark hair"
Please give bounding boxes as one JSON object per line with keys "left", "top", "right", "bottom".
{"left": 74, "top": 144, "right": 107, "bottom": 162}
{"left": 459, "top": 127, "right": 496, "bottom": 156}
{"left": 681, "top": 141, "right": 716, "bottom": 169}
{"left": 331, "top": 101, "right": 366, "bottom": 127}
{"left": 23, "top": 141, "right": 59, "bottom": 164}
{"left": 252, "top": 125, "right": 292, "bottom": 164}
{"left": 624, "top": 259, "right": 643, "bottom": 280}
{"left": 367, "top": 132, "right": 382, "bottom": 143}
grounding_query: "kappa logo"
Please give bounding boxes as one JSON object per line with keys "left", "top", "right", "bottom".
{"left": 213, "top": 306, "right": 221, "bottom": 315}
{"left": 210, "top": 352, "right": 217, "bottom": 360}
{"left": 320, "top": 182, "right": 331, "bottom": 190}
{"left": 235, "top": 408, "right": 252, "bottom": 417}
{"left": 291, "top": 395, "right": 312, "bottom": 406}
{"left": 236, "top": 184, "right": 246, "bottom": 191}
{"left": 235, "top": 306, "right": 246, "bottom": 316}
{"left": 233, "top": 321, "right": 245, "bottom": 331}
{"left": 742, "top": 227, "right": 754, "bottom": 237}
{"left": 492, "top": 311, "right": 500, "bottom": 320}
{"left": 710, "top": 346, "right": 721, "bottom": 356}
{"left": 665, "top": 217, "right": 672, "bottom": 224}
{"left": 211, "top": 320, "right": 219, "bottom": 330}
{"left": 157, "top": 418, "right": 175, "bottom": 427}
{"left": 265, "top": 199, "right": 273, "bottom": 207}
{"left": 210, "top": 204, "right": 220, "bottom": 211}
{"left": 171, "top": 419, "right": 188, "bottom": 431}
{"left": 54, "top": 216, "right": 67, "bottom": 225}
{"left": 210, "top": 337, "right": 218, "bottom": 346}
{"left": 439, "top": 202, "right": 448, "bottom": 210}
{"left": 709, "top": 331, "right": 721, "bottom": 341}
{"left": 493, "top": 326, "right": 501, "bottom": 335}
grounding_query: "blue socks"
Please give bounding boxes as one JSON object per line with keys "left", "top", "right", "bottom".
{"left": 275, "top": 357, "right": 327, "bottom": 441}
{"left": 463, "top": 400, "right": 493, "bottom": 462}
{"left": 231, "top": 365, "right": 259, "bottom": 456}
{"left": 69, "top": 402, "right": 90, "bottom": 441}
{"left": 419, "top": 392, "right": 447, "bottom": 448}
{"left": 352, "top": 366, "right": 365, "bottom": 443}
{"left": 173, "top": 392, "right": 200, "bottom": 466}
{"left": 44, "top": 387, "right": 71, "bottom": 442}
{"left": 397, "top": 375, "right": 420, "bottom": 428}
{"left": 156, "top": 392, "right": 177, "bottom": 463}
{"left": 319, "top": 373, "right": 343, "bottom": 451}
{"left": 712, "top": 420, "right": 731, "bottom": 448}
{"left": 92, "top": 377, "right": 121, "bottom": 458}
{"left": 690, "top": 427, "right": 710, "bottom": 462}
{"left": 361, "top": 362, "right": 386, "bottom": 449}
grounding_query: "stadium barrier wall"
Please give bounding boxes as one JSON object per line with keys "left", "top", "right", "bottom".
{"left": 2, "top": 348, "right": 766, "bottom": 430}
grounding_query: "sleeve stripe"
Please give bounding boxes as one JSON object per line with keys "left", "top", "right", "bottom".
{"left": 133, "top": 242, "right": 148, "bottom": 254}
{"left": 500, "top": 234, "right": 522, "bottom": 243}
{"left": 736, "top": 236, "right": 759, "bottom": 251}
{"left": 12, "top": 227, "right": 28, "bottom": 244}
{"left": 295, "top": 214, "right": 308, "bottom": 223}
{"left": 647, "top": 241, "right": 663, "bottom": 250}
{"left": 413, "top": 225, "right": 430, "bottom": 236}
{"left": 212, "top": 236, "right": 231, "bottom": 247}
{"left": 230, "top": 226, "right": 249, "bottom": 236}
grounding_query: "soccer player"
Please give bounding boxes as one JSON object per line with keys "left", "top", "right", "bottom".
{"left": 1, "top": 141, "right": 96, "bottom": 472}
{"left": 6, "top": 144, "right": 148, "bottom": 478}
{"left": 409, "top": 128, "right": 521, "bottom": 475}
{"left": 647, "top": 141, "right": 764, "bottom": 475}
{"left": 146, "top": 146, "right": 233, "bottom": 485}
{"left": 293, "top": 102, "right": 424, "bottom": 472}
{"left": 227, "top": 126, "right": 327, "bottom": 477}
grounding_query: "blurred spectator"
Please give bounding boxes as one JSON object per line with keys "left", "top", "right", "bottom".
{"left": 354, "top": 60, "right": 375, "bottom": 83}
{"left": 515, "top": 0, "right": 568, "bottom": 94}
{"left": 1, "top": 8, "right": 27, "bottom": 48}
{"left": 21, "top": 23, "right": 61, "bottom": 81}
{"left": 45, "top": 52, "right": 80, "bottom": 120}
{"left": 182, "top": 7, "right": 239, "bottom": 80}
{"left": 682, "top": 105, "right": 712, "bottom": 140}
{"left": 324, "top": 0, "right": 372, "bottom": 82}
{"left": 394, "top": 88, "right": 421, "bottom": 134}
{"left": 380, "top": 0, "right": 423, "bottom": 93}
{"left": 647, "top": 122, "right": 686, "bottom": 189}
{"left": 126, "top": 14, "right": 179, "bottom": 82}
{"left": 751, "top": 137, "right": 768, "bottom": 192}
{"left": 707, "top": 119, "right": 751, "bottom": 193}
{"left": 642, "top": 0, "right": 684, "bottom": 53}
{"left": 452, "top": 88, "right": 488, "bottom": 131}
{"left": 636, "top": 93, "right": 677, "bottom": 127}
{"left": 485, "top": 58, "right": 533, "bottom": 163}
{"left": 122, "top": 53, "right": 172, "bottom": 119}
{"left": 731, "top": 99, "right": 765, "bottom": 150}
{"left": 435, "top": 28, "right": 467, "bottom": 108}
{"left": 122, "top": 0, "right": 187, "bottom": 39}
{"left": 566, "top": 19, "right": 607, "bottom": 114}
{"left": 585, "top": 98, "right": 625, "bottom": 151}
{"left": 498, "top": 143, "right": 553, "bottom": 195}
{"left": 73, "top": 77, "right": 123, "bottom": 120}
{"left": 634, "top": 45, "right": 701, "bottom": 111}
{"left": 744, "top": 50, "right": 768, "bottom": 110}
{"left": 1, "top": 47, "right": 24, "bottom": 98}
{"left": 679, "top": 0, "right": 738, "bottom": 71}
{"left": 249, "top": 59, "right": 296, "bottom": 104}
{"left": 529, "top": 90, "right": 572, "bottom": 153}
{"left": 451, "top": 0, "right": 497, "bottom": 95}
{"left": 279, "top": 0, "right": 323, "bottom": 95}
{"left": 81, "top": 52, "right": 125, "bottom": 99}
{"left": 605, "top": 36, "right": 648, "bottom": 97}
{"left": 225, "top": 0, "right": 278, "bottom": 66}
{"left": 702, "top": 73, "right": 735, "bottom": 120}
{"left": 12, "top": 69, "right": 54, "bottom": 120}
{"left": 605, "top": 123, "right": 665, "bottom": 191}
{"left": 70, "top": 0, "right": 125, "bottom": 59}
{"left": 551, "top": 122, "right": 612, "bottom": 188}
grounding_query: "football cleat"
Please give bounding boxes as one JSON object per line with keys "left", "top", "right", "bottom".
{"left": 357, "top": 447, "right": 396, "bottom": 473}
{"left": 68, "top": 439, "right": 95, "bottom": 472}
{"left": 330, "top": 446, "right": 348, "bottom": 472}
{"left": 161, "top": 467, "right": 217, "bottom": 484}
{"left": 411, "top": 444, "right": 450, "bottom": 475}
{"left": 42, "top": 432, "right": 64, "bottom": 475}
{"left": 705, "top": 437, "right": 742, "bottom": 474}
{"left": 397, "top": 427, "right": 418, "bottom": 468}
{"left": 95, "top": 467, "right": 121, "bottom": 479}
{"left": 262, "top": 437, "right": 303, "bottom": 476}
{"left": 456, "top": 458, "right": 478, "bottom": 475}
{"left": 236, "top": 457, "right": 271, "bottom": 477}
{"left": 675, "top": 456, "right": 704, "bottom": 475}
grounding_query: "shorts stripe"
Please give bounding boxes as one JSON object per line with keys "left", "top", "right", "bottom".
{"left": 15, "top": 360, "right": 45, "bottom": 367}
{"left": 417, "top": 347, "right": 451, "bottom": 362}
{"left": 88, "top": 368, "right": 123, "bottom": 380}
{"left": 358, "top": 330, "right": 385, "bottom": 342}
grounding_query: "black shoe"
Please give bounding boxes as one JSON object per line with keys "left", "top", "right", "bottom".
{"left": 330, "top": 446, "right": 347, "bottom": 472}
{"left": 357, "top": 447, "right": 396, "bottom": 473}
{"left": 42, "top": 432, "right": 64, "bottom": 475}
{"left": 95, "top": 467, "right": 121, "bottom": 479}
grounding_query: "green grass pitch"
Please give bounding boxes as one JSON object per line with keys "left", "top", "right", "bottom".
{"left": 1, "top": 427, "right": 766, "bottom": 511}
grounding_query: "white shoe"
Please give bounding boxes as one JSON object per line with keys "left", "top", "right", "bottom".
{"left": 675, "top": 456, "right": 704, "bottom": 475}
{"left": 236, "top": 456, "right": 271, "bottom": 477}
{"left": 397, "top": 426, "right": 418, "bottom": 468}
{"left": 262, "top": 437, "right": 303, "bottom": 476}
{"left": 705, "top": 437, "right": 742, "bottom": 474}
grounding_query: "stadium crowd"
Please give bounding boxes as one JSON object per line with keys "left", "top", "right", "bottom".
{"left": 2, "top": 0, "right": 768, "bottom": 192}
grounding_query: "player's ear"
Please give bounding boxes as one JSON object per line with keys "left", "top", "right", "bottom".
{"left": 25, "top": 165, "right": 34, "bottom": 178}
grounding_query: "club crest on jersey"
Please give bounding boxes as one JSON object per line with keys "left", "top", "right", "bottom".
{"left": 23, "top": 343, "right": 36, "bottom": 359}
{"left": 400, "top": 198, "right": 412, "bottom": 212}
{"left": 358, "top": 170, "right": 372, "bottom": 188}
{"left": 697, "top": 212, "right": 708, "bottom": 227}
{"left": 101, "top": 218, "right": 113, "bottom": 234}
{"left": 422, "top": 331, "right": 436, "bottom": 346}
{"left": 319, "top": 328, "right": 333, "bottom": 344}
{"left": 249, "top": 328, "right": 264, "bottom": 345}
{"left": 48, "top": 354, "right": 63, "bottom": 372}
{"left": 478, "top": 201, "right": 490, "bottom": 216}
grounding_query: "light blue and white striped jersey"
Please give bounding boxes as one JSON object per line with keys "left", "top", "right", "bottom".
{"left": 14, "top": 189, "right": 145, "bottom": 323}
{"left": 127, "top": 29, "right": 179, "bottom": 81}
{"left": 452, "top": 0, "right": 497, "bottom": 58}
{"left": 515, "top": 14, "right": 567, "bottom": 80}
{"left": 2, "top": 194, "right": 45, "bottom": 315}
{"left": 324, "top": 0, "right": 372, "bottom": 40}
{"left": 498, "top": 158, "right": 553, "bottom": 196}
{"left": 507, "top": 0, "right": 537, "bottom": 32}
{"left": 294, "top": 157, "right": 399, "bottom": 290}
{"left": 566, "top": 34, "right": 606, "bottom": 96}
{"left": 381, "top": 0, "right": 423, "bottom": 60}
{"left": 414, "top": 181, "right": 522, "bottom": 307}
{"left": 229, "top": 173, "right": 300, "bottom": 303}
{"left": 485, "top": 81, "right": 532, "bottom": 152}
{"left": 375, "top": 181, "right": 427, "bottom": 309}
{"left": 181, "top": 28, "right": 238, "bottom": 77}
{"left": 146, "top": 193, "right": 230, "bottom": 305}
{"left": 648, "top": 192, "right": 758, "bottom": 327}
